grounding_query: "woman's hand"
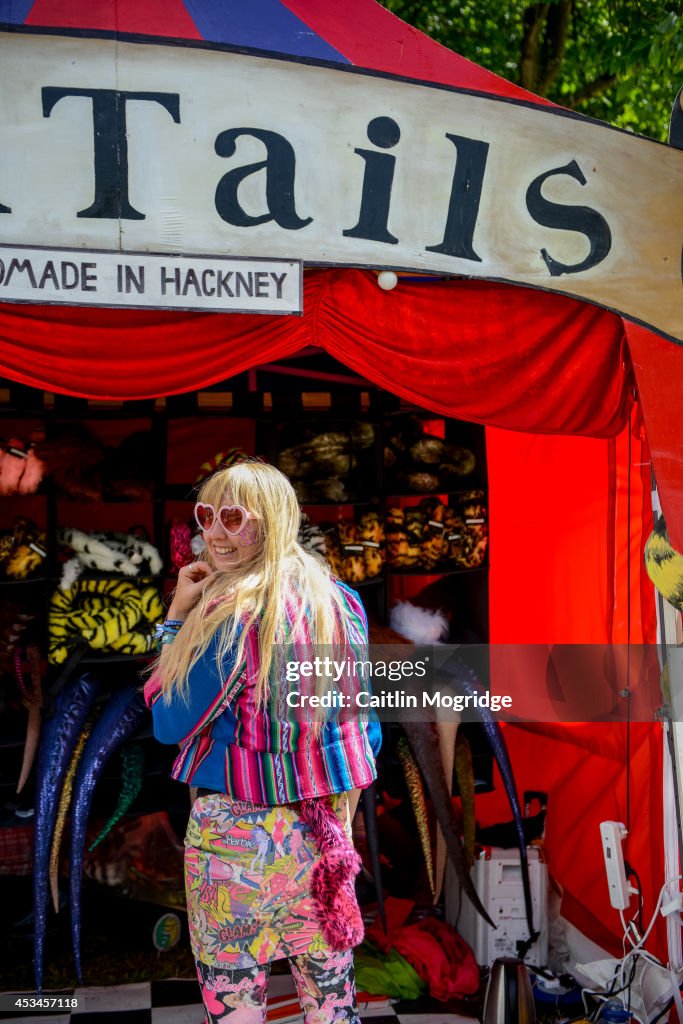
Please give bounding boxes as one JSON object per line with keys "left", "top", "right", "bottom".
{"left": 167, "top": 561, "right": 216, "bottom": 619}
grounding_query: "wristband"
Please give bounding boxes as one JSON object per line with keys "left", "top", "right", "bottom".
{"left": 154, "top": 619, "right": 184, "bottom": 652}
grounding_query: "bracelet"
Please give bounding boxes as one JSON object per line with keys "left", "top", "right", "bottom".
{"left": 154, "top": 619, "right": 184, "bottom": 652}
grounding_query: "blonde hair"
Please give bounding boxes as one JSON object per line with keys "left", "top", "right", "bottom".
{"left": 154, "top": 461, "right": 349, "bottom": 708}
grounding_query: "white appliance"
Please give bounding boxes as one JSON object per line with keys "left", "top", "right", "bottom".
{"left": 445, "top": 847, "right": 548, "bottom": 966}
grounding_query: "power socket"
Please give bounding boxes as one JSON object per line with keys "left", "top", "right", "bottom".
{"left": 600, "top": 821, "right": 633, "bottom": 910}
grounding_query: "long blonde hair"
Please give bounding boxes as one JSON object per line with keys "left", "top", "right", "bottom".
{"left": 154, "top": 461, "right": 348, "bottom": 708}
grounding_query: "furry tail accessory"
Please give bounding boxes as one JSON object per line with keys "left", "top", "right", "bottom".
{"left": 298, "top": 795, "right": 364, "bottom": 951}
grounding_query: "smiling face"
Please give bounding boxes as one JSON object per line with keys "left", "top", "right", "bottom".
{"left": 196, "top": 462, "right": 300, "bottom": 577}
{"left": 201, "top": 496, "right": 263, "bottom": 569}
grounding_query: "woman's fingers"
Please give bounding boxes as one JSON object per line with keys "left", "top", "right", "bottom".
{"left": 169, "top": 562, "right": 217, "bottom": 617}
{"left": 185, "top": 560, "right": 213, "bottom": 582}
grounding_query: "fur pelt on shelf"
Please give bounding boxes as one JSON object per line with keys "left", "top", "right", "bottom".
{"left": 390, "top": 601, "right": 449, "bottom": 644}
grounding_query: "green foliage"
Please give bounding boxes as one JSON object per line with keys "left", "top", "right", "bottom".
{"left": 379, "top": 0, "right": 683, "bottom": 141}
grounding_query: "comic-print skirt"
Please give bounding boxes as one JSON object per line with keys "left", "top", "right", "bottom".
{"left": 184, "top": 791, "right": 352, "bottom": 969}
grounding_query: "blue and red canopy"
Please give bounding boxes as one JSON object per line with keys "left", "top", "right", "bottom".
{"left": 1, "top": 0, "right": 542, "bottom": 101}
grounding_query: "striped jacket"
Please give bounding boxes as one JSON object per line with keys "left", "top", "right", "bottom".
{"left": 145, "top": 581, "right": 381, "bottom": 804}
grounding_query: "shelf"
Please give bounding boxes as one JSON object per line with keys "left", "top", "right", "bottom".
{"left": 56, "top": 496, "right": 162, "bottom": 505}
{"left": 163, "top": 485, "right": 199, "bottom": 500}
{"left": 300, "top": 500, "right": 382, "bottom": 508}
{"left": 344, "top": 576, "right": 385, "bottom": 588}
{"left": 385, "top": 565, "right": 488, "bottom": 576}
{"left": 0, "top": 573, "right": 165, "bottom": 587}
{"left": 53, "top": 573, "right": 165, "bottom": 583}
{"left": 384, "top": 486, "right": 485, "bottom": 498}
{"left": 43, "top": 403, "right": 159, "bottom": 420}
{"left": 0, "top": 491, "right": 46, "bottom": 499}
{"left": 79, "top": 653, "right": 155, "bottom": 664}
{"left": 0, "top": 575, "right": 50, "bottom": 586}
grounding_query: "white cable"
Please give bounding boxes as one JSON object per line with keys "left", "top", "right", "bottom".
{"left": 586, "top": 876, "right": 682, "bottom": 1022}
{"left": 621, "top": 908, "right": 640, "bottom": 949}
{"left": 672, "top": 969, "right": 683, "bottom": 1024}
{"left": 663, "top": 722, "right": 683, "bottom": 972}
{"left": 635, "top": 876, "right": 681, "bottom": 953}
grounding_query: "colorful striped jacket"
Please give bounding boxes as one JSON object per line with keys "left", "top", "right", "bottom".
{"left": 144, "top": 581, "right": 381, "bottom": 804}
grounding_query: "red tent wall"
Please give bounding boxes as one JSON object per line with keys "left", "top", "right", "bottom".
{"left": 484, "top": 412, "right": 662, "bottom": 957}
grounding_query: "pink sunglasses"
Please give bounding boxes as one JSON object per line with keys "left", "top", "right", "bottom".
{"left": 194, "top": 502, "right": 260, "bottom": 535}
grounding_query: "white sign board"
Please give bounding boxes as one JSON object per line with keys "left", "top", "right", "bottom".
{"left": 0, "top": 246, "right": 301, "bottom": 314}
{"left": 0, "top": 32, "right": 681, "bottom": 339}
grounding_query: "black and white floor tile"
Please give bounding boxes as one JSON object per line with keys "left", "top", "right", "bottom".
{"left": 0, "top": 975, "right": 477, "bottom": 1023}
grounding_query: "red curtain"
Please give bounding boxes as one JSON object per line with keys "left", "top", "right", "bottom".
{"left": 625, "top": 322, "right": 683, "bottom": 550}
{"left": 477, "top": 722, "right": 664, "bottom": 959}
{"left": 0, "top": 271, "right": 632, "bottom": 437}
{"left": 485, "top": 411, "right": 662, "bottom": 957}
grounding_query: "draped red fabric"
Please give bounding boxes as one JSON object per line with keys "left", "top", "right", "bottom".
{"left": 485, "top": 412, "right": 662, "bottom": 957}
{"left": 477, "top": 723, "right": 665, "bottom": 960}
{"left": 0, "top": 271, "right": 632, "bottom": 437}
{"left": 624, "top": 322, "right": 683, "bottom": 551}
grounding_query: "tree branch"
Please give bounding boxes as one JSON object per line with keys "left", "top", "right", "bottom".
{"left": 520, "top": 3, "right": 549, "bottom": 92}
{"left": 567, "top": 72, "right": 619, "bottom": 105}
{"left": 537, "top": 0, "right": 572, "bottom": 95}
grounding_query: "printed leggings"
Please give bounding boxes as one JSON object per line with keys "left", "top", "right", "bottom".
{"left": 196, "top": 947, "right": 361, "bottom": 1023}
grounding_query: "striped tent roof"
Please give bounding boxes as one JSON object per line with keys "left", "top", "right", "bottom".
{"left": 0, "top": 0, "right": 543, "bottom": 103}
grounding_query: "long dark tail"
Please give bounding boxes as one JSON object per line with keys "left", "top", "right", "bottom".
{"left": 402, "top": 720, "right": 494, "bottom": 927}
{"left": 450, "top": 657, "right": 537, "bottom": 946}
{"left": 361, "top": 782, "right": 387, "bottom": 931}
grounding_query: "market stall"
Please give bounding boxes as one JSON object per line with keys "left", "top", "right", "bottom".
{"left": 0, "top": 0, "right": 681, "bottom": 1002}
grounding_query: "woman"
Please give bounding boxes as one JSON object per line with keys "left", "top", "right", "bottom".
{"left": 144, "top": 461, "right": 381, "bottom": 1023}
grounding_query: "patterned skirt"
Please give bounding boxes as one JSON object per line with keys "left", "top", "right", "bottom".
{"left": 184, "top": 791, "right": 353, "bottom": 968}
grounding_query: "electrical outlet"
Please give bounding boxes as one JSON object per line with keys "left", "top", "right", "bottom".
{"left": 600, "top": 821, "right": 631, "bottom": 910}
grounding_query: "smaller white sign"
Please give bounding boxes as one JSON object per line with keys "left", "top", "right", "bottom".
{"left": 0, "top": 245, "right": 302, "bottom": 315}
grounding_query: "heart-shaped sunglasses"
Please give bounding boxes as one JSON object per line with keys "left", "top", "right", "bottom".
{"left": 194, "top": 502, "right": 260, "bottom": 535}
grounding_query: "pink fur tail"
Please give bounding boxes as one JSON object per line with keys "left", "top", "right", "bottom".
{"left": 17, "top": 448, "right": 45, "bottom": 494}
{"left": 0, "top": 440, "right": 27, "bottom": 496}
{"left": 298, "top": 796, "right": 364, "bottom": 951}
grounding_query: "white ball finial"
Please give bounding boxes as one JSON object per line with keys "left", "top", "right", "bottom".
{"left": 377, "top": 270, "right": 398, "bottom": 291}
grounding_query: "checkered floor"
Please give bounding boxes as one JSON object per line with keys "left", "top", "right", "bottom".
{"left": 0, "top": 976, "right": 477, "bottom": 1023}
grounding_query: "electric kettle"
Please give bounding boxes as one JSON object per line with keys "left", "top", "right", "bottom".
{"left": 482, "top": 957, "right": 536, "bottom": 1024}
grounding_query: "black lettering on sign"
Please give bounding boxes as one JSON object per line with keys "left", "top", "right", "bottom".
{"left": 38, "top": 261, "right": 59, "bottom": 289}
{"left": 81, "top": 263, "right": 97, "bottom": 291}
{"left": 5, "top": 259, "right": 37, "bottom": 287}
{"left": 254, "top": 271, "right": 269, "bottom": 297}
{"left": 217, "top": 271, "right": 234, "bottom": 297}
{"left": 125, "top": 265, "right": 144, "bottom": 294}
{"left": 214, "top": 128, "right": 312, "bottom": 230}
{"left": 37, "top": 260, "right": 91, "bottom": 290}
{"left": 61, "top": 262, "right": 80, "bottom": 289}
{"left": 42, "top": 88, "right": 180, "bottom": 220}
{"left": 160, "top": 267, "right": 180, "bottom": 295}
{"left": 526, "top": 159, "right": 612, "bottom": 276}
{"left": 0, "top": 200, "right": 9, "bottom": 214}
{"left": 271, "top": 271, "right": 286, "bottom": 299}
{"left": 426, "top": 134, "right": 489, "bottom": 262}
{"left": 344, "top": 116, "right": 400, "bottom": 245}
{"left": 235, "top": 272, "right": 253, "bottom": 297}
{"left": 182, "top": 269, "right": 201, "bottom": 297}
{"left": 201, "top": 269, "right": 216, "bottom": 296}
